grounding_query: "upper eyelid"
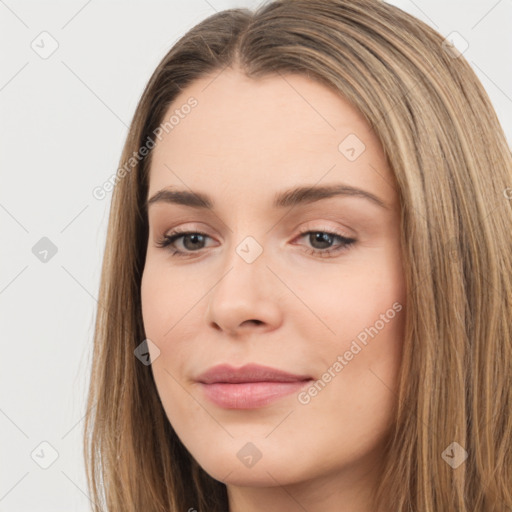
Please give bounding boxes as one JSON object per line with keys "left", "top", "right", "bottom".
{"left": 162, "top": 225, "right": 353, "bottom": 237}
{"left": 158, "top": 218, "right": 356, "bottom": 235}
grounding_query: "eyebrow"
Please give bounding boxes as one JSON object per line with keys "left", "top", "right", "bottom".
{"left": 145, "top": 183, "right": 389, "bottom": 211}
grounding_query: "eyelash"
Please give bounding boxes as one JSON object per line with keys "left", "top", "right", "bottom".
{"left": 155, "top": 227, "right": 356, "bottom": 259}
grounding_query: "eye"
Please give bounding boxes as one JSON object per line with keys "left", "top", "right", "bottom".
{"left": 294, "top": 229, "right": 356, "bottom": 258}
{"left": 155, "top": 229, "right": 212, "bottom": 257}
{"left": 155, "top": 227, "right": 357, "bottom": 258}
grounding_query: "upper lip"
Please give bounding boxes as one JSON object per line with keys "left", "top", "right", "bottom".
{"left": 196, "top": 363, "right": 313, "bottom": 384}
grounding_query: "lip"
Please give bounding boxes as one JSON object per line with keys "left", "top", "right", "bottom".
{"left": 196, "top": 363, "right": 313, "bottom": 409}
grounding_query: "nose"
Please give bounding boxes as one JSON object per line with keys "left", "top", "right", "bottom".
{"left": 205, "top": 240, "right": 283, "bottom": 336}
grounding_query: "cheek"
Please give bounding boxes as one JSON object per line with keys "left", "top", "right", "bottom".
{"left": 140, "top": 267, "right": 197, "bottom": 426}
{"left": 140, "top": 261, "right": 199, "bottom": 341}
{"left": 140, "top": 262, "right": 205, "bottom": 393}
{"left": 289, "top": 254, "right": 405, "bottom": 347}
{"left": 294, "top": 251, "right": 406, "bottom": 410}
{"left": 140, "top": 264, "right": 164, "bottom": 337}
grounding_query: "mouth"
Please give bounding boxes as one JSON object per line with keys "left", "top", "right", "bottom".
{"left": 196, "top": 363, "right": 314, "bottom": 409}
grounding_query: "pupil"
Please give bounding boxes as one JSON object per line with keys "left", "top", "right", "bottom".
{"left": 312, "top": 232, "right": 332, "bottom": 249}
{"left": 184, "top": 234, "right": 204, "bottom": 250}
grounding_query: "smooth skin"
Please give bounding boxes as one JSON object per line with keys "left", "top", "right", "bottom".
{"left": 140, "top": 67, "right": 406, "bottom": 512}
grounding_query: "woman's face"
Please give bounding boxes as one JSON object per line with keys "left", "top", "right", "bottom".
{"left": 141, "top": 68, "right": 406, "bottom": 501}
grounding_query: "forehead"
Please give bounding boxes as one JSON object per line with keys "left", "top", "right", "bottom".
{"left": 147, "top": 68, "right": 396, "bottom": 207}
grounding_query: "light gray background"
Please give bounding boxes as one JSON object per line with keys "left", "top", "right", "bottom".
{"left": 1, "top": 0, "right": 511, "bottom": 510}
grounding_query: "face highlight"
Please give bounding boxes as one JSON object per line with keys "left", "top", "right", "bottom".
{"left": 140, "top": 68, "right": 406, "bottom": 510}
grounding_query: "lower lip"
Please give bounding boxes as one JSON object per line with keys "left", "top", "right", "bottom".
{"left": 199, "top": 380, "right": 312, "bottom": 409}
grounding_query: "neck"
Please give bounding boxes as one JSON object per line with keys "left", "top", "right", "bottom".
{"left": 227, "top": 448, "right": 387, "bottom": 512}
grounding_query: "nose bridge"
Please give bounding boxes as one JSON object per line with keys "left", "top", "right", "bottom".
{"left": 220, "top": 207, "right": 269, "bottom": 271}
{"left": 205, "top": 227, "right": 282, "bottom": 333}
{"left": 216, "top": 232, "right": 267, "bottom": 299}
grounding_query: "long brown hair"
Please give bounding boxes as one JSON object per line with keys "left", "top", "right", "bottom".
{"left": 83, "top": 0, "right": 512, "bottom": 510}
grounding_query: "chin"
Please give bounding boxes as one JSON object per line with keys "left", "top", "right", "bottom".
{"left": 203, "top": 460, "right": 300, "bottom": 487}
